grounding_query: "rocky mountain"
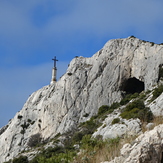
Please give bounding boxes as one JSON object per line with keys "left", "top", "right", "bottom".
{"left": 1, "top": 36, "right": 163, "bottom": 162}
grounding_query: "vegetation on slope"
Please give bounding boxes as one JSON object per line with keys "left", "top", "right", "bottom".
{"left": 5, "top": 85, "right": 163, "bottom": 163}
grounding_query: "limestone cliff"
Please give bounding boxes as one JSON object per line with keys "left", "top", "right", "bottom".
{"left": 1, "top": 36, "right": 163, "bottom": 162}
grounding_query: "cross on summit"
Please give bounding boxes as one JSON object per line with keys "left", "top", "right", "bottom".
{"left": 52, "top": 56, "right": 58, "bottom": 68}
{"left": 50, "top": 56, "right": 58, "bottom": 84}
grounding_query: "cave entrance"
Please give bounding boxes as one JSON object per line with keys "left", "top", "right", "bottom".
{"left": 121, "top": 77, "right": 144, "bottom": 94}
{"left": 161, "top": 152, "right": 163, "bottom": 163}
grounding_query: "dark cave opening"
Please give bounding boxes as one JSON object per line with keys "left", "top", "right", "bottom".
{"left": 121, "top": 77, "right": 145, "bottom": 94}
{"left": 161, "top": 152, "right": 163, "bottom": 163}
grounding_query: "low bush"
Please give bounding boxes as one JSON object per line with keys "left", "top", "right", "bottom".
{"left": 74, "top": 136, "right": 121, "bottom": 163}
{"left": 152, "top": 85, "right": 163, "bottom": 101}
{"left": 159, "top": 67, "right": 163, "bottom": 80}
{"left": 111, "top": 118, "right": 120, "bottom": 125}
{"left": 27, "top": 133, "right": 42, "bottom": 147}
{"left": 98, "top": 105, "right": 110, "bottom": 115}
{"left": 98, "top": 102, "right": 120, "bottom": 116}
{"left": 30, "top": 146, "right": 76, "bottom": 163}
{"left": 109, "top": 102, "right": 120, "bottom": 111}
{"left": 13, "top": 156, "right": 28, "bottom": 163}
{"left": 120, "top": 93, "right": 139, "bottom": 105}
{"left": 80, "top": 116, "right": 101, "bottom": 135}
{"left": 81, "top": 135, "right": 98, "bottom": 150}
{"left": 120, "top": 99, "right": 153, "bottom": 122}
{"left": 72, "top": 131, "right": 84, "bottom": 144}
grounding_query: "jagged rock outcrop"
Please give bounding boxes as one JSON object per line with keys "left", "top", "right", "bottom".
{"left": 1, "top": 36, "right": 163, "bottom": 162}
{"left": 105, "top": 124, "right": 163, "bottom": 163}
{"left": 149, "top": 92, "right": 163, "bottom": 116}
{"left": 93, "top": 109, "right": 142, "bottom": 139}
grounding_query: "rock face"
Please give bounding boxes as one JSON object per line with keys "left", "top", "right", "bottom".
{"left": 149, "top": 92, "right": 163, "bottom": 116}
{"left": 93, "top": 109, "right": 142, "bottom": 139}
{"left": 1, "top": 36, "right": 163, "bottom": 162}
{"left": 107, "top": 124, "right": 163, "bottom": 163}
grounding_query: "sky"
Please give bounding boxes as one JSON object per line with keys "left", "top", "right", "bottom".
{"left": 0, "top": 0, "right": 163, "bottom": 127}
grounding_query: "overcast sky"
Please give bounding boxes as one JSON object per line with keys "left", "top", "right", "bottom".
{"left": 0, "top": 0, "right": 163, "bottom": 127}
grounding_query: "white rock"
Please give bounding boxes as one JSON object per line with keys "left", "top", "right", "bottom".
{"left": 93, "top": 111, "right": 141, "bottom": 139}
{"left": 149, "top": 93, "right": 163, "bottom": 116}
{"left": 108, "top": 124, "right": 163, "bottom": 163}
{"left": 1, "top": 37, "right": 163, "bottom": 162}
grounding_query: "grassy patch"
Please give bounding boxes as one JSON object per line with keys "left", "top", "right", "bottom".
{"left": 74, "top": 136, "right": 121, "bottom": 163}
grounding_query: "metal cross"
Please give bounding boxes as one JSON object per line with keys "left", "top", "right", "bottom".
{"left": 52, "top": 56, "right": 58, "bottom": 68}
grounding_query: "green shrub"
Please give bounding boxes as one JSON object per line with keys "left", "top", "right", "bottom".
{"left": 98, "top": 105, "right": 109, "bottom": 115}
{"left": 109, "top": 102, "right": 120, "bottom": 111}
{"left": 76, "top": 136, "right": 120, "bottom": 162}
{"left": 120, "top": 93, "right": 139, "bottom": 105}
{"left": 72, "top": 132, "right": 84, "bottom": 144}
{"left": 125, "top": 99, "right": 145, "bottom": 111}
{"left": 137, "top": 107, "right": 153, "bottom": 122}
{"left": 42, "top": 146, "right": 64, "bottom": 158}
{"left": 158, "top": 66, "right": 163, "bottom": 80}
{"left": 120, "top": 99, "right": 153, "bottom": 122}
{"left": 80, "top": 116, "right": 101, "bottom": 135}
{"left": 30, "top": 146, "right": 76, "bottom": 163}
{"left": 139, "top": 93, "right": 146, "bottom": 99}
{"left": 152, "top": 85, "right": 163, "bottom": 101}
{"left": 107, "top": 137, "right": 120, "bottom": 147}
{"left": 111, "top": 118, "right": 120, "bottom": 125}
{"left": 98, "top": 103, "right": 120, "bottom": 116}
{"left": 13, "top": 156, "right": 28, "bottom": 163}
{"left": 81, "top": 135, "right": 99, "bottom": 150}
{"left": 120, "top": 108, "right": 140, "bottom": 120}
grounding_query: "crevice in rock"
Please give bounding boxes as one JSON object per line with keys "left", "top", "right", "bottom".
{"left": 158, "top": 64, "right": 163, "bottom": 82}
{"left": 161, "top": 152, "right": 163, "bottom": 163}
{"left": 120, "top": 77, "right": 144, "bottom": 94}
{"left": 0, "top": 125, "right": 8, "bottom": 136}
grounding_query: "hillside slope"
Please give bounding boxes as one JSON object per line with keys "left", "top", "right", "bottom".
{"left": 1, "top": 36, "right": 163, "bottom": 162}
